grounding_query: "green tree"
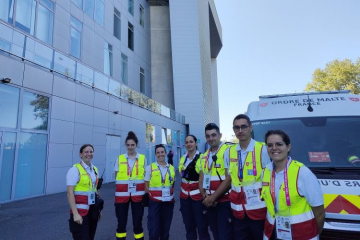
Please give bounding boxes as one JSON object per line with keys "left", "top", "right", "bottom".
{"left": 305, "top": 58, "right": 360, "bottom": 94}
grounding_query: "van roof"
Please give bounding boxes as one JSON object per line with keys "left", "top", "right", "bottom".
{"left": 247, "top": 91, "right": 360, "bottom": 121}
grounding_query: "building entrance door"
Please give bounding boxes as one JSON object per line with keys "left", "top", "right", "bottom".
{"left": 0, "top": 131, "right": 17, "bottom": 202}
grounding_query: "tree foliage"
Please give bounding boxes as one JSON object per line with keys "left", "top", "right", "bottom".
{"left": 305, "top": 58, "right": 360, "bottom": 94}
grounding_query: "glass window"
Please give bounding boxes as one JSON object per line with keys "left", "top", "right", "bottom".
{"left": 0, "top": 0, "right": 14, "bottom": 23}
{"left": 94, "top": 71, "right": 109, "bottom": 92}
{"left": 36, "top": 2, "right": 53, "bottom": 45}
{"left": 15, "top": 0, "right": 36, "bottom": 35}
{"left": 0, "top": 132, "right": 16, "bottom": 201}
{"left": 128, "top": 22, "right": 134, "bottom": 51}
{"left": 161, "top": 128, "right": 167, "bottom": 145}
{"left": 128, "top": 0, "right": 133, "bottom": 15}
{"left": 0, "top": 38, "right": 11, "bottom": 55}
{"left": 54, "top": 51, "right": 76, "bottom": 78}
{"left": 76, "top": 63, "right": 94, "bottom": 86}
{"left": 15, "top": 132, "right": 47, "bottom": 199}
{"left": 121, "top": 53, "right": 128, "bottom": 84}
{"left": 140, "top": 5, "right": 144, "bottom": 27}
{"left": 70, "top": 16, "right": 82, "bottom": 59}
{"left": 114, "top": 8, "right": 121, "bottom": 40}
{"left": 33, "top": 41, "right": 53, "bottom": 69}
{"left": 109, "top": 79, "right": 120, "bottom": 97}
{"left": 146, "top": 123, "right": 155, "bottom": 143}
{"left": 140, "top": 67, "right": 145, "bottom": 94}
{"left": 71, "top": 0, "right": 82, "bottom": 9}
{"left": 0, "top": 84, "right": 19, "bottom": 128}
{"left": 21, "top": 91, "right": 49, "bottom": 130}
{"left": 104, "top": 42, "right": 113, "bottom": 77}
{"left": 84, "top": 0, "right": 94, "bottom": 18}
{"left": 94, "top": 0, "right": 104, "bottom": 26}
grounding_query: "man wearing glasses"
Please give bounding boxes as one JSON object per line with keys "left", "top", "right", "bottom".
{"left": 224, "top": 114, "right": 271, "bottom": 240}
{"left": 198, "top": 123, "right": 233, "bottom": 240}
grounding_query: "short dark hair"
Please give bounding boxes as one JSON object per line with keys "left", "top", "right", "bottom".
{"left": 265, "top": 130, "right": 291, "bottom": 145}
{"left": 205, "top": 123, "right": 220, "bottom": 133}
{"left": 80, "top": 144, "right": 94, "bottom": 153}
{"left": 126, "top": 131, "right": 138, "bottom": 146}
{"left": 155, "top": 144, "right": 166, "bottom": 153}
{"left": 233, "top": 114, "right": 251, "bottom": 126}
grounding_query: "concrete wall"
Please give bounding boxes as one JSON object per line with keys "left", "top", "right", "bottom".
{"left": 150, "top": 6, "right": 175, "bottom": 109}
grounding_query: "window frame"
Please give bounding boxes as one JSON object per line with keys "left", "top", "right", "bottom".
{"left": 69, "top": 15, "right": 83, "bottom": 59}
{"left": 139, "top": 4, "right": 144, "bottom": 28}
{"left": 128, "top": 22, "right": 134, "bottom": 51}
{"left": 140, "top": 67, "right": 145, "bottom": 94}
{"left": 114, "top": 7, "right": 121, "bottom": 40}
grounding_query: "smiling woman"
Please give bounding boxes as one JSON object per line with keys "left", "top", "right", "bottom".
{"left": 66, "top": 144, "right": 101, "bottom": 240}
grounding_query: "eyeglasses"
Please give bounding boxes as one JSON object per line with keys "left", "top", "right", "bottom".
{"left": 266, "top": 142, "right": 286, "bottom": 149}
{"left": 233, "top": 125, "right": 249, "bottom": 132}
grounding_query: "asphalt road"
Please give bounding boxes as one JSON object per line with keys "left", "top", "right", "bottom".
{"left": 0, "top": 174, "right": 204, "bottom": 240}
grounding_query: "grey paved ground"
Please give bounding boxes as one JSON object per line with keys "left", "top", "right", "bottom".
{"left": 0, "top": 174, "right": 201, "bottom": 240}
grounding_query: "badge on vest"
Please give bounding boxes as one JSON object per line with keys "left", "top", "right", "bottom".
{"left": 88, "top": 191, "right": 95, "bottom": 205}
{"left": 162, "top": 188, "right": 172, "bottom": 202}
{"left": 214, "top": 163, "right": 221, "bottom": 168}
{"left": 243, "top": 185, "right": 261, "bottom": 205}
{"left": 203, "top": 174, "right": 211, "bottom": 190}
{"left": 247, "top": 169, "right": 254, "bottom": 176}
{"left": 262, "top": 182, "right": 269, "bottom": 186}
{"left": 128, "top": 181, "right": 137, "bottom": 193}
{"left": 275, "top": 215, "right": 292, "bottom": 240}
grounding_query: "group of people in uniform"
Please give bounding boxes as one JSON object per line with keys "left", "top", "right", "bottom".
{"left": 66, "top": 114, "right": 325, "bottom": 240}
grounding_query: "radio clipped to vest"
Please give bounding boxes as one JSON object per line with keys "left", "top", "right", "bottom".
{"left": 182, "top": 154, "right": 200, "bottom": 181}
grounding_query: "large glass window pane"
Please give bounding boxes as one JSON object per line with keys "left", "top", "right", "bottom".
{"left": 15, "top": 0, "right": 36, "bottom": 35}
{"left": 36, "top": 4, "right": 53, "bottom": 45}
{"left": 121, "top": 53, "right": 128, "bottom": 84}
{"left": 76, "top": 63, "right": 94, "bottom": 85}
{"left": 114, "top": 8, "right": 121, "bottom": 40}
{"left": 33, "top": 39, "right": 53, "bottom": 68}
{"left": 128, "top": 0, "right": 133, "bottom": 15}
{"left": 71, "top": 0, "right": 82, "bottom": 9}
{"left": 0, "top": 0, "right": 14, "bottom": 23}
{"left": 94, "top": 72, "right": 109, "bottom": 92}
{"left": 104, "top": 43, "right": 113, "bottom": 77}
{"left": 128, "top": 22, "right": 134, "bottom": 51}
{"left": 109, "top": 79, "right": 120, "bottom": 97}
{"left": 70, "top": 28, "right": 81, "bottom": 58}
{"left": 0, "top": 84, "right": 19, "bottom": 129}
{"left": 94, "top": 0, "right": 104, "bottom": 26}
{"left": 54, "top": 51, "right": 76, "bottom": 78}
{"left": 0, "top": 132, "right": 16, "bottom": 201}
{"left": 84, "top": 0, "right": 94, "bottom": 18}
{"left": 139, "top": 5, "right": 144, "bottom": 27}
{"left": 21, "top": 91, "right": 49, "bottom": 130}
{"left": 15, "top": 132, "right": 47, "bottom": 199}
{"left": 0, "top": 38, "right": 11, "bottom": 55}
{"left": 40, "top": 0, "right": 53, "bottom": 10}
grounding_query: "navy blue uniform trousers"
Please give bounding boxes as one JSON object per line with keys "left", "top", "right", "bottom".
{"left": 234, "top": 213, "right": 265, "bottom": 240}
{"left": 68, "top": 206, "right": 98, "bottom": 240}
{"left": 206, "top": 201, "right": 234, "bottom": 240}
{"left": 115, "top": 200, "right": 144, "bottom": 240}
{"left": 147, "top": 199, "right": 174, "bottom": 240}
{"left": 180, "top": 197, "right": 210, "bottom": 240}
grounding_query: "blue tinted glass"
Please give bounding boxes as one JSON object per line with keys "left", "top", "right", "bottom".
{"left": 15, "top": 0, "right": 36, "bottom": 35}
{"left": 40, "top": 0, "right": 53, "bottom": 10}
{"left": 0, "top": 0, "right": 14, "bottom": 23}
{"left": 95, "top": 0, "right": 104, "bottom": 26}
{"left": 70, "top": 27, "right": 81, "bottom": 58}
{"left": 0, "top": 132, "right": 16, "bottom": 201}
{"left": 0, "top": 84, "right": 19, "bottom": 128}
{"left": 21, "top": 91, "right": 49, "bottom": 130}
{"left": 15, "top": 132, "right": 47, "bottom": 199}
{"left": 36, "top": 4, "right": 53, "bottom": 45}
{"left": 84, "top": 0, "right": 94, "bottom": 18}
{"left": 71, "top": 16, "right": 82, "bottom": 31}
{"left": 71, "top": 0, "right": 82, "bottom": 9}
{"left": 0, "top": 38, "right": 11, "bottom": 55}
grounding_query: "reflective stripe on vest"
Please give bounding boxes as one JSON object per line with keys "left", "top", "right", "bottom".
{"left": 261, "top": 160, "right": 319, "bottom": 240}
{"left": 228, "top": 141, "right": 266, "bottom": 220}
{"left": 72, "top": 163, "right": 98, "bottom": 217}
{"left": 115, "top": 154, "right": 145, "bottom": 203}
{"left": 199, "top": 144, "right": 229, "bottom": 202}
{"left": 149, "top": 163, "right": 175, "bottom": 202}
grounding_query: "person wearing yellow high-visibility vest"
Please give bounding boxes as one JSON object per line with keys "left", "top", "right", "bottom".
{"left": 197, "top": 123, "right": 233, "bottom": 240}
{"left": 224, "top": 114, "right": 271, "bottom": 240}
{"left": 261, "top": 130, "right": 325, "bottom": 240}
{"left": 114, "top": 131, "right": 146, "bottom": 240}
{"left": 144, "top": 144, "right": 176, "bottom": 240}
{"left": 66, "top": 144, "right": 100, "bottom": 240}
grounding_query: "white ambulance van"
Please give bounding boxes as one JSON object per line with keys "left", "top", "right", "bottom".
{"left": 246, "top": 90, "right": 360, "bottom": 239}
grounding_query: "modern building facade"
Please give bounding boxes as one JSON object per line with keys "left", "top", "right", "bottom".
{"left": 0, "top": 0, "right": 188, "bottom": 203}
{"left": 149, "top": 0, "right": 222, "bottom": 151}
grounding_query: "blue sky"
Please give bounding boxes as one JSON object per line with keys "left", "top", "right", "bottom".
{"left": 213, "top": 0, "right": 360, "bottom": 140}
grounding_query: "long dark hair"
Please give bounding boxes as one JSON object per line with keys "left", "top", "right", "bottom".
{"left": 126, "top": 131, "right": 138, "bottom": 146}
{"left": 185, "top": 134, "right": 198, "bottom": 150}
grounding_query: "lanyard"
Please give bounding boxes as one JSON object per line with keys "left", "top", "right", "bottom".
{"left": 237, "top": 147, "right": 257, "bottom": 181}
{"left": 80, "top": 162, "right": 97, "bottom": 189}
{"left": 204, "top": 143, "right": 223, "bottom": 171}
{"left": 157, "top": 165, "right": 172, "bottom": 185}
{"left": 127, "top": 158, "right": 139, "bottom": 178}
{"left": 270, "top": 157, "right": 291, "bottom": 212}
